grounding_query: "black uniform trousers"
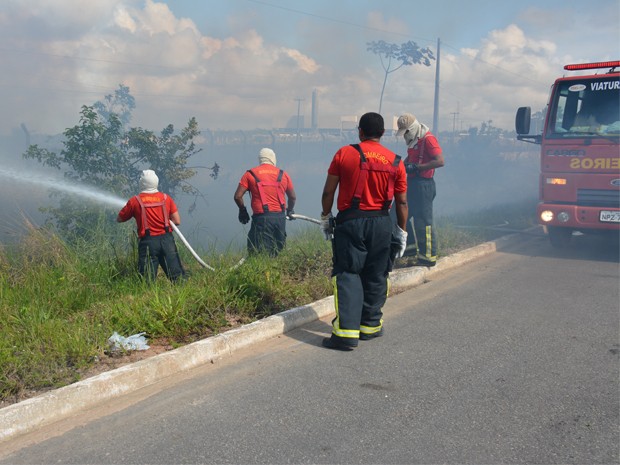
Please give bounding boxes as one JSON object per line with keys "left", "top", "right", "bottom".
{"left": 407, "top": 177, "right": 437, "bottom": 263}
{"left": 329, "top": 214, "right": 392, "bottom": 347}
{"left": 248, "top": 212, "right": 286, "bottom": 257}
{"left": 138, "top": 232, "right": 186, "bottom": 282}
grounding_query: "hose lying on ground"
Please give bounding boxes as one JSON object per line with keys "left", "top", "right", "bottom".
{"left": 171, "top": 213, "right": 322, "bottom": 271}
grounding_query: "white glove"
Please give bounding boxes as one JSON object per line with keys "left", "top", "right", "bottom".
{"left": 393, "top": 225, "right": 408, "bottom": 259}
{"left": 320, "top": 212, "right": 334, "bottom": 241}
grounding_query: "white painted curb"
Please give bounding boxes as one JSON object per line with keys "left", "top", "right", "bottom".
{"left": 0, "top": 232, "right": 520, "bottom": 443}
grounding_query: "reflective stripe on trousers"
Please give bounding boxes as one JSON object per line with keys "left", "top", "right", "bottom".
{"left": 407, "top": 177, "right": 437, "bottom": 263}
{"left": 330, "top": 215, "right": 391, "bottom": 344}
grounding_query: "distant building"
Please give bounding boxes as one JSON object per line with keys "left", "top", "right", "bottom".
{"left": 340, "top": 115, "right": 357, "bottom": 131}
{"left": 286, "top": 115, "right": 304, "bottom": 129}
{"left": 311, "top": 89, "right": 318, "bottom": 130}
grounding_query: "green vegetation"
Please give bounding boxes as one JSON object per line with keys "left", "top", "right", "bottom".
{"left": 0, "top": 199, "right": 536, "bottom": 404}
{"left": 22, "top": 85, "right": 217, "bottom": 240}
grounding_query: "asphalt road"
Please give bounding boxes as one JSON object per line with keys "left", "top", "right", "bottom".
{"left": 1, "top": 231, "right": 618, "bottom": 465}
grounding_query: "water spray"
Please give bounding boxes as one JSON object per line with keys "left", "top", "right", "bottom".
{"left": 0, "top": 167, "right": 127, "bottom": 210}
{"left": 0, "top": 167, "right": 223, "bottom": 269}
{"left": 0, "top": 167, "right": 322, "bottom": 271}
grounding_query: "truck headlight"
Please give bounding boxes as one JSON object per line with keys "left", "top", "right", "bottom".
{"left": 540, "top": 210, "right": 554, "bottom": 222}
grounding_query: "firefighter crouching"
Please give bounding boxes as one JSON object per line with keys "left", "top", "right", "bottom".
{"left": 320, "top": 112, "right": 408, "bottom": 351}
{"left": 117, "top": 169, "right": 186, "bottom": 282}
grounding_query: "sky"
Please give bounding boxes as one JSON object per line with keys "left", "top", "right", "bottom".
{"left": 0, "top": 0, "right": 619, "bottom": 138}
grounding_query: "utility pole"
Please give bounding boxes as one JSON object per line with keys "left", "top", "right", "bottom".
{"left": 451, "top": 101, "right": 460, "bottom": 141}
{"left": 432, "top": 37, "right": 440, "bottom": 135}
{"left": 294, "top": 98, "right": 304, "bottom": 149}
{"left": 294, "top": 97, "right": 304, "bottom": 155}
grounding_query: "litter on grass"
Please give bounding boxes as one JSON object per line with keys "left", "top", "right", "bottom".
{"left": 107, "top": 332, "right": 150, "bottom": 352}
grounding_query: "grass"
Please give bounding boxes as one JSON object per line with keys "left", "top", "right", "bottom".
{"left": 0, "top": 198, "right": 537, "bottom": 404}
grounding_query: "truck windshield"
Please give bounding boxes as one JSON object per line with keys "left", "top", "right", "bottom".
{"left": 547, "top": 77, "right": 620, "bottom": 138}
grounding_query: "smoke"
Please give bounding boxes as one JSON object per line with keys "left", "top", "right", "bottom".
{"left": 155, "top": 135, "right": 539, "bottom": 251}
{"left": 6, "top": 0, "right": 580, "bottom": 247}
{"left": 0, "top": 129, "right": 539, "bottom": 250}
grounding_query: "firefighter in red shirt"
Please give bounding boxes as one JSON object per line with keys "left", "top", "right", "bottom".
{"left": 396, "top": 113, "right": 445, "bottom": 266}
{"left": 117, "top": 169, "right": 186, "bottom": 282}
{"left": 234, "top": 148, "right": 296, "bottom": 257}
{"left": 320, "top": 112, "right": 408, "bottom": 351}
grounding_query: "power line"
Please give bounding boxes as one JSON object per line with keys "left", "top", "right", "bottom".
{"left": 245, "top": 0, "right": 436, "bottom": 45}
{"left": 246, "top": 0, "right": 549, "bottom": 86}
{"left": 0, "top": 47, "right": 189, "bottom": 72}
{"left": 0, "top": 5, "right": 548, "bottom": 89}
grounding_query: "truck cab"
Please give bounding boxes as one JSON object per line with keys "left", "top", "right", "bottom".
{"left": 515, "top": 61, "right": 620, "bottom": 247}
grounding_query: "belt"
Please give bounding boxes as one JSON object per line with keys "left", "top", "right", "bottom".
{"left": 336, "top": 208, "right": 389, "bottom": 224}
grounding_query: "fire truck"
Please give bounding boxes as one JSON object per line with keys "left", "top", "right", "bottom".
{"left": 515, "top": 60, "right": 620, "bottom": 247}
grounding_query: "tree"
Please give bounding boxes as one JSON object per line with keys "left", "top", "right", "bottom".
{"left": 93, "top": 84, "right": 135, "bottom": 128}
{"left": 366, "top": 40, "right": 435, "bottom": 114}
{"left": 23, "top": 86, "right": 217, "bottom": 239}
{"left": 126, "top": 118, "right": 204, "bottom": 197}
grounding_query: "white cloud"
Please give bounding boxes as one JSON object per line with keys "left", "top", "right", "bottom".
{"left": 0, "top": 1, "right": 616, "bottom": 137}
{"left": 280, "top": 49, "right": 320, "bottom": 74}
{"left": 114, "top": 7, "right": 137, "bottom": 33}
{"left": 431, "top": 25, "right": 559, "bottom": 129}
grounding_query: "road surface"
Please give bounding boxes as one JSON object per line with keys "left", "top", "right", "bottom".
{"left": 1, "top": 231, "right": 618, "bottom": 464}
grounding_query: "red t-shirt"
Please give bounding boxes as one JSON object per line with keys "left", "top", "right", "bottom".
{"left": 406, "top": 132, "right": 442, "bottom": 179}
{"left": 239, "top": 164, "right": 294, "bottom": 214}
{"left": 118, "top": 192, "right": 178, "bottom": 237}
{"left": 328, "top": 140, "right": 407, "bottom": 212}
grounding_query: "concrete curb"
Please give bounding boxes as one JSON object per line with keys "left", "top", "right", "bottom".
{"left": 0, "top": 232, "right": 519, "bottom": 443}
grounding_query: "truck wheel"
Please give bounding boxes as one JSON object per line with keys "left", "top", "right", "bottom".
{"left": 548, "top": 226, "right": 572, "bottom": 248}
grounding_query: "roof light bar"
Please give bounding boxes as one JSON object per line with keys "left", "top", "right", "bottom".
{"left": 564, "top": 61, "right": 620, "bottom": 71}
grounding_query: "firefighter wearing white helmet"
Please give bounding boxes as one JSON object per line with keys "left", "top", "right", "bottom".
{"left": 395, "top": 113, "right": 445, "bottom": 266}
{"left": 117, "top": 169, "right": 186, "bottom": 282}
{"left": 234, "top": 148, "right": 297, "bottom": 256}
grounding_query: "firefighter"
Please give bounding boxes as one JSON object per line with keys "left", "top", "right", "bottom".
{"left": 395, "top": 113, "right": 445, "bottom": 266}
{"left": 234, "top": 148, "right": 297, "bottom": 257}
{"left": 320, "top": 112, "right": 408, "bottom": 351}
{"left": 117, "top": 169, "right": 186, "bottom": 282}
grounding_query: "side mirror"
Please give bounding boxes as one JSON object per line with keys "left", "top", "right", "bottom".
{"left": 515, "top": 107, "right": 531, "bottom": 135}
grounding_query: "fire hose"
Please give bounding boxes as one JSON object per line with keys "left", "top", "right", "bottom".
{"left": 171, "top": 213, "right": 322, "bottom": 271}
{"left": 289, "top": 213, "right": 322, "bottom": 224}
{"left": 170, "top": 223, "right": 216, "bottom": 271}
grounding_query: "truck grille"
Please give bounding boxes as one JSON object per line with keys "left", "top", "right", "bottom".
{"left": 577, "top": 189, "right": 620, "bottom": 208}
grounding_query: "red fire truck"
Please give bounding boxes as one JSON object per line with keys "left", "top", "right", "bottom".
{"left": 515, "top": 60, "right": 620, "bottom": 247}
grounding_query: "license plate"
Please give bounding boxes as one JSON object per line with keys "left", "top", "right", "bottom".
{"left": 600, "top": 210, "right": 620, "bottom": 223}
